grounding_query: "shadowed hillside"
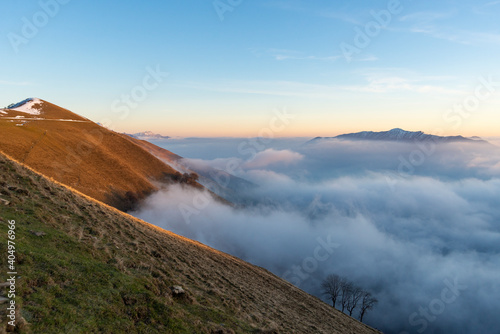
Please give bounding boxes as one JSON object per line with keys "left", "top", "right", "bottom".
{"left": 0, "top": 152, "right": 381, "bottom": 333}
{"left": 126, "top": 136, "right": 257, "bottom": 204}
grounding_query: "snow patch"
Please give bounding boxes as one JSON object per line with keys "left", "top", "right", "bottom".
{"left": 7, "top": 98, "right": 43, "bottom": 115}
{"left": 128, "top": 131, "right": 170, "bottom": 140}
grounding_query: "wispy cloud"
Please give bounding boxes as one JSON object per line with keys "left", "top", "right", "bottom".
{"left": 175, "top": 80, "right": 344, "bottom": 99}
{"left": 249, "top": 48, "right": 342, "bottom": 62}
{"left": 274, "top": 54, "right": 342, "bottom": 61}
{"left": 0, "top": 80, "right": 32, "bottom": 86}
{"left": 261, "top": 1, "right": 361, "bottom": 24}
{"left": 269, "top": 49, "right": 341, "bottom": 61}
{"left": 483, "top": 0, "right": 500, "bottom": 7}
{"left": 399, "top": 10, "right": 500, "bottom": 45}
{"left": 250, "top": 48, "right": 376, "bottom": 63}
{"left": 318, "top": 11, "right": 362, "bottom": 25}
{"left": 356, "top": 55, "right": 379, "bottom": 62}
{"left": 399, "top": 11, "right": 454, "bottom": 23}
{"left": 175, "top": 69, "right": 462, "bottom": 98}
{"left": 410, "top": 27, "right": 500, "bottom": 45}
{"left": 353, "top": 68, "right": 462, "bottom": 94}
{"left": 471, "top": 1, "right": 500, "bottom": 16}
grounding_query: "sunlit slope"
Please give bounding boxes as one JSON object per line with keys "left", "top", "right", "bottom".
{"left": 0, "top": 152, "right": 381, "bottom": 334}
{"left": 0, "top": 99, "right": 200, "bottom": 211}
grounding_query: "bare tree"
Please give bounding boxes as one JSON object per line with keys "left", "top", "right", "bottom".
{"left": 359, "top": 291, "right": 378, "bottom": 322}
{"left": 322, "top": 274, "right": 378, "bottom": 320}
{"left": 346, "top": 285, "right": 363, "bottom": 316}
{"left": 340, "top": 280, "right": 353, "bottom": 313}
{"left": 321, "top": 274, "right": 343, "bottom": 308}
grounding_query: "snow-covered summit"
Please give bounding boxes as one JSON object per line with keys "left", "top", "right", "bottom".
{"left": 338, "top": 128, "right": 430, "bottom": 141}
{"left": 6, "top": 98, "right": 44, "bottom": 115}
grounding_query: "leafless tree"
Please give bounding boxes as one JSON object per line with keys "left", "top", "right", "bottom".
{"left": 322, "top": 274, "right": 378, "bottom": 321}
{"left": 359, "top": 291, "right": 378, "bottom": 322}
{"left": 340, "top": 280, "right": 353, "bottom": 313}
{"left": 321, "top": 274, "right": 343, "bottom": 308}
{"left": 346, "top": 285, "right": 363, "bottom": 316}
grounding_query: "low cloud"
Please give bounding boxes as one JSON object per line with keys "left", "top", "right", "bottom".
{"left": 132, "top": 139, "right": 500, "bottom": 334}
{"left": 243, "top": 149, "right": 304, "bottom": 169}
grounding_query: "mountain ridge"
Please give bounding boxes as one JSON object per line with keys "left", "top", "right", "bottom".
{"left": 310, "top": 128, "right": 489, "bottom": 144}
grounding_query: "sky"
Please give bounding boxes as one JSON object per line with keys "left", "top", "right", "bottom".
{"left": 1, "top": 0, "right": 500, "bottom": 137}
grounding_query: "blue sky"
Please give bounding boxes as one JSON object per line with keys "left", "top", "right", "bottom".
{"left": 1, "top": 0, "right": 500, "bottom": 136}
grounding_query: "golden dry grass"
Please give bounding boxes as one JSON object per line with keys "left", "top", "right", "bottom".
{"left": 0, "top": 100, "right": 199, "bottom": 211}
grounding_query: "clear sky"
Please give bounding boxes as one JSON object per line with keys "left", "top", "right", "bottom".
{"left": 1, "top": 0, "right": 500, "bottom": 137}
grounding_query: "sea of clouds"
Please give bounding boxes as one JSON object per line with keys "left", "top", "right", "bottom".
{"left": 132, "top": 137, "right": 500, "bottom": 334}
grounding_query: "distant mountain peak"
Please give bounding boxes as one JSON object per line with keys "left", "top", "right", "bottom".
{"left": 387, "top": 128, "right": 416, "bottom": 135}
{"left": 126, "top": 131, "right": 170, "bottom": 140}
{"left": 310, "top": 128, "right": 488, "bottom": 144}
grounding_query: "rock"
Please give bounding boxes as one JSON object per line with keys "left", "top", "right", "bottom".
{"left": 211, "top": 329, "right": 235, "bottom": 334}
{"left": 5, "top": 312, "right": 29, "bottom": 332}
{"left": 170, "top": 285, "right": 185, "bottom": 296}
{"left": 17, "top": 314, "right": 29, "bottom": 327}
{"left": 0, "top": 297, "right": 9, "bottom": 304}
{"left": 0, "top": 198, "right": 10, "bottom": 206}
{"left": 15, "top": 189, "right": 29, "bottom": 196}
{"left": 29, "top": 231, "right": 46, "bottom": 237}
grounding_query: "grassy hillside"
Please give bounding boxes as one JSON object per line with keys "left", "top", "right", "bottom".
{"left": 0, "top": 100, "right": 203, "bottom": 211}
{"left": 0, "top": 152, "right": 381, "bottom": 333}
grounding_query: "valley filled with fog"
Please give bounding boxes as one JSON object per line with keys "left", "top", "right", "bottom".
{"left": 132, "top": 137, "right": 500, "bottom": 334}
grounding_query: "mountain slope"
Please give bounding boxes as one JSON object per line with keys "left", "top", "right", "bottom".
{"left": 0, "top": 152, "right": 381, "bottom": 334}
{"left": 0, "top": 99, "right": 204, "bottom": 211}
{"left": 126, "top": 136, "right": 257, "bottom": 204}
{"left": 310, "top": 128, "right": 489, "bottom": 144}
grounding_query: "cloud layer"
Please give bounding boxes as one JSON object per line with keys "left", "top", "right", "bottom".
{"left": 132, "top": 139, "right": 500, "bottom": 334}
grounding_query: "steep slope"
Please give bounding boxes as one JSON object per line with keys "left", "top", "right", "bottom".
{"left": 0, "top": 99, "right": 204, "bottom": 211}
{"left": 0, "top": 152, "right": 381, "bottom": 334}
{"left": 124, "top": 136, "right": 257, "bottom": 204}
{"left": 310, "top": 128, "right": 489, "bottom": 144}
